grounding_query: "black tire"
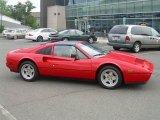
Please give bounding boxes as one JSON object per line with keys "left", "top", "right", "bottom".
{"left": 37, "top": 36, "right": 43, "bottom": 42}
{"left": 88, "top": 37, "right": 94, "bottom": 44}
{"left": 97, "top": 66, "right": 122, "bottom": 89}
{"left": 113, "top": 47, "right": 120, "bottom": 50}
{"left": 62, "top": 37, "right": 69, "bottom": 41}
{"left": 132, "top": 42, "right": 141, "bottom": 53}
{"left": 19, "top": 61, "right": 39, "bottom": 82}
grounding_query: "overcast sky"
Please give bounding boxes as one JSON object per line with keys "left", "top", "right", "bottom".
{"left": 7, "top": 0, "right": 40, "bottom": 12}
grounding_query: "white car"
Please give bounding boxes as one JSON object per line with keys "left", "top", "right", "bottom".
{"left": 6, "top": 29, "right": 27, "bottom": 39}
{"left": 25, "top": 28, "right": 57, "bottom": 42}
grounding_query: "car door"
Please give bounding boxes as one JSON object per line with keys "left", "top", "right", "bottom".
{"left": 141, "top": 27, "right": 157, "bottom": 48}
{"left": 40, "top": 29, "right": 50, "bottom": 40}
{"left": 151, "top": 28, "right": 160, "bottom": 48}
{"left": 69, "top": 30, "right": 81, "bottom": 40}
{"left": 49, "top": 45, "right": 92, "bottom": 79}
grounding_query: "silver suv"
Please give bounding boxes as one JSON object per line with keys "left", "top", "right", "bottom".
{"left": 108, "top": 25, "right": 160, "bottom": 52}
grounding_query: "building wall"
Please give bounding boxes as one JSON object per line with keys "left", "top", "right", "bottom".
{"left": 66, "top": 0, "right": 160, "bottom": 33}
{"left": 47, "top": 6, "right": 66, "bottom": 30}
{"left": 40, "top": 0, "right": 69, "bottom": 28}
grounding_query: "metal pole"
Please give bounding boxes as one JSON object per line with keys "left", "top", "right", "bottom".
{"left": 0, "top": 4, "right": 2, "bottom": 27}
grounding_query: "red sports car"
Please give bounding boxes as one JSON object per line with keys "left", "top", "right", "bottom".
{"left": 6, "top": 41, "right": 154, "bottom": 89}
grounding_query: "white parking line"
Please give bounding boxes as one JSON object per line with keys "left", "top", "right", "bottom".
{"left": 0, "top": 104, "right": 17, "bottom": 120}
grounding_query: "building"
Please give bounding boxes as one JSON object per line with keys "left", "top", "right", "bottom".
{"left": 41, "top": 0, "right": 160, "bottom": 33}
{"left": 0, "top": 14, "right": 30, "bottom": 29}
{"left": 40, "top": 0, "right": 68, "bottom": 30}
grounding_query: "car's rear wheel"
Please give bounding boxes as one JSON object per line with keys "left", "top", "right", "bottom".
{"left": 37, "top": 36, "right": 43, "bottom": 42}
{"left": 132, "top": 42, "right": 141, "bottom": 53}
{"left": 19, "top": 61, "right": 39, "bottom": 82}
{"left": 113, "top": 47, "right": 120, "bottom": 50}
{"left": 88, "top": 37, "right": 94, "bottom": 44}
{"left": 98, "top": 66, "right": 122, "bottom": 89}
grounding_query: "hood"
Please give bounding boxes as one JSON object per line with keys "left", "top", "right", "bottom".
{"left": 104, "top": 51, "right": 144, "bottom": 64}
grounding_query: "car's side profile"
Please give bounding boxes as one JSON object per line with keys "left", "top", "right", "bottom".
{"left": 108, "top": 25, "right": 160, "bottom": 52}
{"left": 6, "top": 41, "right": 153, "bottom": 89}
{"left": 49, "top": 29, "right": 97, "bottom": 43}
{"left": 6, "top": 29, "right": 27, "bottom": 39}
{"left": 25, "top": 28, "right": 57, "bottom": 42}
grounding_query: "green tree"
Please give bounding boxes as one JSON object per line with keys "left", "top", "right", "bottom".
{"left": 0, "top": 0, "right": 12, "bottom": 16}
{"left": 7, "top": 0, "right": 38, "bottom": 28}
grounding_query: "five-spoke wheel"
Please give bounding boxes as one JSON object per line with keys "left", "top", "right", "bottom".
{"left": 98, "top": 66, "right": 122, "bottom": 89}
{"left": 19, "top": 61, "right": 39, "bottom": 81}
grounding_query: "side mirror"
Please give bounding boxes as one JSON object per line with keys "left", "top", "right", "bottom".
{"left": 71, "top": 54, "right": 79, "bottom": 60}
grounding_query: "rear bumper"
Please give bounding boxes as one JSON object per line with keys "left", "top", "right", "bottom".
{"left": 108, "top": 42, "right": 133, "bottom": 48}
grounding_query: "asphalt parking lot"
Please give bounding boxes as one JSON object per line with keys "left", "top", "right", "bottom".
{"left": 0, "top": 38, "right": 160, "bottom": 120}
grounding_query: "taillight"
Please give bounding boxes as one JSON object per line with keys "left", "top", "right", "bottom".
{"left": 53, "top": 35, "right": 58, "bottom": 37}
{"left": 125, "top": 36, "right": 130, "bottom": 41}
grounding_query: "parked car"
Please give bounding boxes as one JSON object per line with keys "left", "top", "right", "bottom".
{"left": 108, "top": 25, "right": 160, "bottom": 52}
{"left": 49, "top": 29, "right": 97, "bottom": 43}
{"left": 25, "top": 28, "right": 57, "bottom": 42}
{"left": 6, "top": 29, "right": 26, "bottom": 39}
{"left": 2, "top": 29, "right": 9, "bottom": 37}
{"left": 6, "top": 41, "right": 153, "bottom": 89}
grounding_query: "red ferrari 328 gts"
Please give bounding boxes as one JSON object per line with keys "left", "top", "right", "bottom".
{"left": 6, "top": 41, "right": 154, "bottom": 89}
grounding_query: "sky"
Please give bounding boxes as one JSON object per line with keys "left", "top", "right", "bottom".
{"left": 6, "top": 0, "right": 40, "bottom": 12}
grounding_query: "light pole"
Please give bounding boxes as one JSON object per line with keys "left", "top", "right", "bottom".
{"left": 0, "top": 3, "right": 2, "bottom": 28}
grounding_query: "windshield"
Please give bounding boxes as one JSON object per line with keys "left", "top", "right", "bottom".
{"left": 79, "top": 43, "right": 107, "bottom": 58}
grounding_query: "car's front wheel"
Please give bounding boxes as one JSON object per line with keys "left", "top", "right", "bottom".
{"left": 19, "top": 61, "right": 39, "bottom": 82}
{"left": 98, "top": 66, "right": 122, "bottom": 89}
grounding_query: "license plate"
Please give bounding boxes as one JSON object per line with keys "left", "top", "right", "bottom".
{"left": 112, "top": 36, "right": 120, "bottom": 41}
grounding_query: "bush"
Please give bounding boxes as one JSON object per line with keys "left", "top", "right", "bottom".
{"left": 0, "top": 26, "right": 4, "bottom": 33}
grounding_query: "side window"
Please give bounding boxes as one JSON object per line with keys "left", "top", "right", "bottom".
{"left": 152, "top": 28, "right": 159, "bottom": 36}
{"left": 54, "top": 45, "right": 76, "bottom": 58}
{"left": 36, "top": 46, "right": 52, "bottom": 55}
{"left": 131, "top": 27, "right": 142, "bottom": 35}
{"left": 141, "top": 27, "right": 152, "bottom": 36}
{"left": 41, "top": 29, "right": 48, "bottom": 32}
{"left": 76, "top": 30, "right": 83, "bottom": 35}
{"left": 49, "top": 29, "right": 57, "bottom": 33}
{"left": 69, "top": 30, "right": 76, "bottom": 35}
{"left": 54, "top": 45, "right": 88, "bottom": 59}
{"left": 77, "top": 49, "right": 88, "bottom": 59}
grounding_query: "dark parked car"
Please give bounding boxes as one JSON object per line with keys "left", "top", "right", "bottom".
{"left": 49, "top": 29, "right": 97, "bottom": 43}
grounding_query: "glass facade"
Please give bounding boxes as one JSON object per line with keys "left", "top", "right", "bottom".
{"left": 65, "top": 0, "right": 160, "bottom": 35}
